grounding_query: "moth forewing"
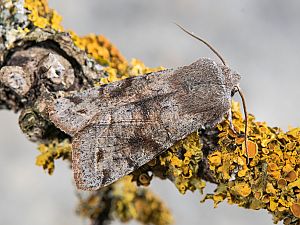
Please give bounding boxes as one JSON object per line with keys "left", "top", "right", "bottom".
{"left": 46, "top": 58, "right": 240, "bottom": 190}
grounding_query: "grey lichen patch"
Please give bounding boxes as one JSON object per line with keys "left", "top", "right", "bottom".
{"left": 0, "top": 65, "right": 31, "bottom": 96}
{"left": 0, "top": 0, "right": 29, "bottom": 60}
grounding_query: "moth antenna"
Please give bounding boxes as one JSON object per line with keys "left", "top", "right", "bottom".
{"left": 236, "top": 87, "right": 249, "bottom": 164}
{"left": 175, "top": 22, "right": 227, "bottom": 66}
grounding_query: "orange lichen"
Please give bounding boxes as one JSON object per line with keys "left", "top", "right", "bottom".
{"left": 69, "top": 32, "right": 128, "bottom": 72}
{"left": 277, "top": 178, "right": 287, "bottom": 188}
{"left": 243, "top": 140, "right": 258, "bottom": 158}
{"left": 205, "top": 101, "right": 300, "bottom": 224}
{"left": 286, "top": 171, "right": 298, "bottom": 182}
{"left": 159, "top": 132, "right": 205, "bottom": 194}
{"left": 291, "top": 203, "right": 300, "bottom": 218}
{"left": 24, "top": 0, "right": 63, "bottom": 31}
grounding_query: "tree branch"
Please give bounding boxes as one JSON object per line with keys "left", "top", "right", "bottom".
{"left": 1, "top": 1, "right": 299, "bottom": 225}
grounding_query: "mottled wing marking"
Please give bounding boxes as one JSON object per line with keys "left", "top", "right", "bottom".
{"left": 47, "top": 58, "right": 239, "bottom": 190}
{"left": 72, "top": 121, "right": 170, "bottom": 190}
{"left": 47, "top": 88, "right": 105, "bottom": 136}
{"left": 72, "top": 90, "right": 176, "bottom": 190}
{"left": 47, "top": 69, "right": 174, "bottom": 136}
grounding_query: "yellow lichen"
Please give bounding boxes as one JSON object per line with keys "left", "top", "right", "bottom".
{"left": 112, "top": 177, "right": 173, "bottom": 225}
{"left": 36, "top": 139, "right": 71, "bottom": 174}
{"left": 98, "top": 58, "right": 164, "bottom": 85}
{"left": 69, "top": 32, "right": 128, "bottom": 73}
{"left": 159, "top": 132, "right": 205, "bottom": 194}
{"left": 204, "top": 101, "right": 300, "bottom": 224}
{"left": 77, "top": 177, "right": 173, "bottom": 225}
{"left": 230, "top": 182, "right": 251, "bottom": 197}
{"left": 24, "top": 0, "right": 63, "bottom": 31}
{"left": 208, "top": 151, "right": 222, "bottom": 168}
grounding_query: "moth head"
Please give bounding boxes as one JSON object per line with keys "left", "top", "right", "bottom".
{"left": 175, "top": 23, "right": 250, "bottom": 164}
{"left": 218, "top": 64, "right": 241, "bottom": 96}
{"left": 174, "top": 23, "right": 241, "bottom": 95}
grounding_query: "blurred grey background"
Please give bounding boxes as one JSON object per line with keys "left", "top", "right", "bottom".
{"left": 1, "top": 0, "right": 300, "bottom": 224}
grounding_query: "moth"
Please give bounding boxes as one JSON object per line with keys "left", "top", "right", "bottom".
{"left": 43, "top": 25, "right": 248, "bottom": 190}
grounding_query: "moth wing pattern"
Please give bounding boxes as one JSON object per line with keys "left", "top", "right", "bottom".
{"left": 45, "top": 68, "right": 174, "bottom": 136}
{"left": 46, "top": 58, "right": 240, "bottom": 190}
{"left": 46, "top": 88, "right": 106, "bottom": 136}
{"left": 71, "top": 80, "right": 180, "bottom": 190}
{"left": 72, "top": 117, "right": 171, "bottom": 190}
